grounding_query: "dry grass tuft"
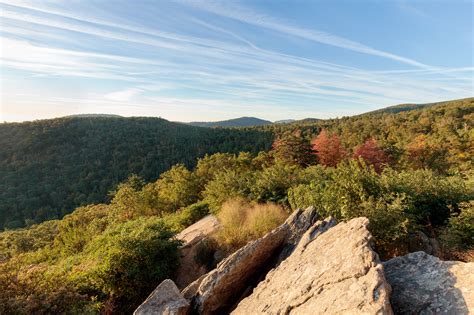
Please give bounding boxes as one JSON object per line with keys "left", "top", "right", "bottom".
{"left": 214, "top": 198, "right": 287, "bottom": 251}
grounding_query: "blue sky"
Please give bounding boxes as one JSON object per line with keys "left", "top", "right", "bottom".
{"left": 1, "top": 0, "right": 473, "bottom": 122}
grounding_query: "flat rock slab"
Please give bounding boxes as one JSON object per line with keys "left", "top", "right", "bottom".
{"left": 233, "top": 217, "right": 392, "bottom": 314}
{"left": 384, "top": 251, "right": 474, "bottom": 314}
{"left": 134, "top": 279, "right": 189, "bottom": 315}
{"left": 176, "top": 215, "right": 220, "bottom": 245}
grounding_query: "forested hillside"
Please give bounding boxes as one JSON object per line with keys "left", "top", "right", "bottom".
{"left": 0, "top": 117, "right": 273, "bottom": 229}
{"left": 258, "top": 97, "right": 474, "bottom": 172}
{"left": 1, "top": 98, "right": 472, "bottom": 230}
{"left": 364, "top": 97, "right": 473, "bottom": 115}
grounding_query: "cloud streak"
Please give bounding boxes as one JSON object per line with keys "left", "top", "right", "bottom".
{"left": 0, "top": 0, "right": 472, "bottom": 122}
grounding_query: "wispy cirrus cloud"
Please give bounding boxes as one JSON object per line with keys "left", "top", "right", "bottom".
{"left": 178, "top": 0, "right": 433, "bottom": 69}
{"left": 0, "top": 0, "right": 472, "bottom": 122}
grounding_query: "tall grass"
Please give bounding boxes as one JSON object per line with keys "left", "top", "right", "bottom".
{"left": 215, "top": 198, "right": 287, "bottom": 251}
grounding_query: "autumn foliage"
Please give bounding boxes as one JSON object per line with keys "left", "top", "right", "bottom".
{"left": 405, "top": 134, "right": 447, "bottom": 171}
{"left": 311, "top": 130, "right": 347, "bottom": 167}
{"left": 353, "top": 138, "right": 389, "bottom": 173}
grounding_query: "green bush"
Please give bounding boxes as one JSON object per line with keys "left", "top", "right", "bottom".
{"left": 203, "top": 169, "right": 255, "bottom": 212}
{"left": 288, "top": 161, "right": 412, "bottom": 255}
{"left": 442, "top": 201, "right": 474, "bottom": 251}
{"left": 71, "top": 217, "right": 181, "bottom": 313}
{"left": 154, "top": 164, "right": 201, "bottom": 214}
{"left": 0, "top": 262, "right": 97, "bottom": 315}
{"left": 55, "top": 204, "right": 110, "bottom": 255}
{"left": 288, "top": 161, "right": 470, "bottom": 257}
{"left": 166, "top": 201, "right": 210, "bottom": 231}
{"left": 380, "top": 168, "right": 470, "bottom": 225}
{"left": 250, "top": 161, "right": 303, "bottom": 204}
{"left": 0, "top": 220, "right": 59, "bottom": 261}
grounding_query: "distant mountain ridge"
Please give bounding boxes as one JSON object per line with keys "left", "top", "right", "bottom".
{"left": 187, "top": 98, "right": 473, "bottom": 128}
{"left": 188, "top": 117, "right": 272, "bottom": 128}
{"left": 364, "top": 97, "right": 474, "bottom": 115}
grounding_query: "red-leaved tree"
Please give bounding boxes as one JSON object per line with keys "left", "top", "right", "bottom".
{"left": 353, "top": 138, "right": 389, "bottom": 173}
{"left": 311, "top": 129, "right": 346, "bottom": 167}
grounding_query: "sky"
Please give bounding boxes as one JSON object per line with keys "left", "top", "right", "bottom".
{"left": 0, "top": 0, "right": 473, "bottom": 122}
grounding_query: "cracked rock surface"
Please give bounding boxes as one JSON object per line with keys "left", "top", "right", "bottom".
{"left": 232, "top": 217, "right": 393, "bottom": 314}
{"left": 384, "top": 251, "right": 473, "bottom": 314}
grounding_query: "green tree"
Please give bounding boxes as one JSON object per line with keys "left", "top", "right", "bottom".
{"left": 155, "top": 164, "right": 201, "bottom": 213}
{"left": 271, "top": 132, "right": 315, "bottom": 166}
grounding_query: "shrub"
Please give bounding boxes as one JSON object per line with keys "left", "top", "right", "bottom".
{"left": 288, "top": 161, "right": 412, "bottom": 256}
{"left": 72, "top": 217, "right": 181, "bottom": 313}
{"left": 166, "top": 201, "right": 210, "bottom": 231}
{"left": 380, "top": 168, "right": 470, "bottom": 225}
{"left": 0, "top": 253, "right": 98, "bottom": 315}
{"left": 250, "top": 161, "right": 303, "bottom": 204}
{"left": 55, "top": 204, "right": 110, "bottom": 255}
{"left": 442, "top": 201, "right": 474, "bottom": 251}
{"left": 194, "top": 238, "right": 220, "bottom": 269}
{"left": 0, "top": 220, "right": 59, "bottom": 261}
{"left": 203, "top": 170, "right": 255, "bottom": 212}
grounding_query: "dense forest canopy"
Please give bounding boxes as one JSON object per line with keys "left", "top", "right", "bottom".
{"left": 0, "top": 117, "right": 273, "bottom": 230}
{"left": 257, "top": 97, "right": 474, "bottom": 172}
{"left": 0, "top": 98, "right": 473, "bottom": 314}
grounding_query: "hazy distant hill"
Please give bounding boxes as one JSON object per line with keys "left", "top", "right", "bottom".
{"left": 189, "top": 116, "right": 272, "bottom": 127}
{"left": 0, "top": 116, "right": 273, "bottom": 229}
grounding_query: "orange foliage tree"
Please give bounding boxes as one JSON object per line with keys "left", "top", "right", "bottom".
{"left": 353, "top": 138, "right": 389, "bottom": 173}
{"left": 311, "top": 129, "right": 347, "bottom": 167}
{"left": 405, "top": 134, "right": 448, "bottom": 171}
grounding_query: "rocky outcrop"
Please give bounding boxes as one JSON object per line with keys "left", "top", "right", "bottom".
{"left": 192, "top": 224, "right": 288, "bottom": 314}
{"left": 134, "top": 279, "right": 189, "bottom": 315}
{"left": 175, "top": 215, "right": 220, "bottom": 289}
{"left": 233, "top": 217, "right": 392, "bottom": 314}
{"left": 136, "top": 207, "right": 474, "bottom": 315}
{"left": 189, "top": 206, "right": 321, "bottom": 314}
{"left": 384, "top": 251, "right": 474, "bottom": 314}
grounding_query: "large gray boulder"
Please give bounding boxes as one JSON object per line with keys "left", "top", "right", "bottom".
{"left": 384, "top": 251, "right": 474, "bottom": 314}
{"left": 233, "top": 217, "right": 393, "bottom": 314}
{"left": 134, "top": 279, "right": 189, "bottom": 315}
{"left": 174, "top": 215, "right": 220, "bottom": 289}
